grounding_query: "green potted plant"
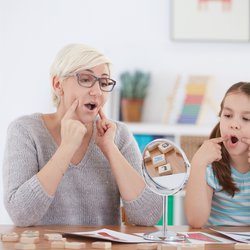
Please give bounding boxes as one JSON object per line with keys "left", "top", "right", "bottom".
{"left": 120, "top": 70, "right": 150, "bottom": 122}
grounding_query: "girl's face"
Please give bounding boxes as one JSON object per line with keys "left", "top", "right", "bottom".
{"left": 60, "top": 63, "right": 111, "bottom": 124}
{"left": 220, "top": 92, "right": 250, "bottom": 158}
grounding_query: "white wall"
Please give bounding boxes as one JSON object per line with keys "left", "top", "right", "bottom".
{"left": 1, "top": 0, "right": 250, "bottom": 224}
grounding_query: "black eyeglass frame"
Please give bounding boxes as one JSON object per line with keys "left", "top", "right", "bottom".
{"left": 65, "top": 72, "right": 116, "bottom": 92}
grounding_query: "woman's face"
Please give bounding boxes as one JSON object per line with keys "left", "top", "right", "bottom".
{"left": 60, "top": 63, "right": 111, "bottom": 124}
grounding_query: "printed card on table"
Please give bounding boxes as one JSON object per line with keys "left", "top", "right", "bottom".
{"left": 61, "top": 228, "right": 235, "bottom": 244}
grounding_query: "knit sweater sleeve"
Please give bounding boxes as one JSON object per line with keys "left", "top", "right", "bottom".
{"left": 3, "top": 119, "right": 53, "bottom": 226}
{"left": 115, "top": 122, "right": 162, "bottom": 226}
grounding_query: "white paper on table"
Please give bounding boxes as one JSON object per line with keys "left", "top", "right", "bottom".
{"left": 62, "top": 228, "right": 235, "bottom": 244}
{"left": 63, "top": 228, "right": 153, "bottom": 243}
{"left": 135, "top": 232, "right": 235, "bottom": 244}
{"left": 210, "top": 228, "right": 250, "bottom": 243}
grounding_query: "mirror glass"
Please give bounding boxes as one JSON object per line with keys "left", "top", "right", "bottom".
{"left": 142, "top": 138, "right": 190, "bottom": 242}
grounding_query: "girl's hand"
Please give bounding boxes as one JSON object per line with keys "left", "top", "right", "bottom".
{"left": 241, "top": 137, "right": 250, "bottom": 163}
{"left": 192, "top": 137, "right": 226, "bottom": 167}
{"left": 60, "top": 100, "right": 87, "bottom": 153}
{"left": 95, "top": 108, "right": 116, "bottom": 156}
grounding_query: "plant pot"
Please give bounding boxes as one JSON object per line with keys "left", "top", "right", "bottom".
{"left": 121, "top": 98, "right": 144, "bottom": 122}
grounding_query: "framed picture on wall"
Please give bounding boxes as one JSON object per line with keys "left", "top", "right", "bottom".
{"left": 171, "top": 0, "right": 250, "bottom": 42}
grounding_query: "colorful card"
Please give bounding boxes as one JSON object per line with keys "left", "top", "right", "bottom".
{"left": 61, "top": 228, "right": 235, "bottom": 244}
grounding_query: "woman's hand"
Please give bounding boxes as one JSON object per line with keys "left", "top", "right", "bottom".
{"left": 192, "top": 137, "right": 226, "bottom": 167}
{"left": 60, "top": 100, "right": 87, "bottom": 153}
{"left": 95, "top": 108, "right": 116, "bottom": 156}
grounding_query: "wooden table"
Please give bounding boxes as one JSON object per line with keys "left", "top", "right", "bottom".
{"left": 0, "top": 224, "right": 247, "bottom": 249}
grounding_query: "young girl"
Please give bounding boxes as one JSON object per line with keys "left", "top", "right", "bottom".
{"left": 185, "top": 82, "right": 250, "bottom": 228}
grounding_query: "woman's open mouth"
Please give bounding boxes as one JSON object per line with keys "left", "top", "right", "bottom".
{"left": 84, "top": 102, "right": 97, "bottom": 111}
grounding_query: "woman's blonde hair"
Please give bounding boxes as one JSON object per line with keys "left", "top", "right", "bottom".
{"left": 50, "top": 43, "right": 111, "bottom": 107}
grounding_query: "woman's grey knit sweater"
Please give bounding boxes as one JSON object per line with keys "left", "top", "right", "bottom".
{"left": 3, "top": 114, "right": 162, "bottom": 227}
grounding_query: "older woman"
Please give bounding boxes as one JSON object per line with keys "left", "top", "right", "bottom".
{"left": 3, "top": 43, "right": 162, "bottom": 227}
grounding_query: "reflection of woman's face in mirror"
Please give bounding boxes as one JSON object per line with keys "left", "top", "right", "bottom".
{"left": 143, "top": 141, "right": 186, "bottom": 178}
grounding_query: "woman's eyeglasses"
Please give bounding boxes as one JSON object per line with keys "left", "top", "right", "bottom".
{"left": 66, "top": 72, "right": 116, "bottom": 92}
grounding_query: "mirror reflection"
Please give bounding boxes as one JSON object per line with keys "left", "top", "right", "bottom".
{"left": 143, "top": 139, "right": 190, "bottom": 196}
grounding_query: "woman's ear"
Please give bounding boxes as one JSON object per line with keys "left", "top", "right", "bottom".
{"left": 52, "top": 76, "right": 64, "bottom": 96}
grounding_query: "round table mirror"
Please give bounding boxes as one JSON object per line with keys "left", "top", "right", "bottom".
{"left": 142, "top": 138, "right": 190, "bottom": 242}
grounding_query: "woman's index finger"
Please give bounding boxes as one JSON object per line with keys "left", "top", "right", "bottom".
{"left": 98, "top": 107, "right": 107, "bottom": 120}
{"left": 63, "top": 99, "right": 79, "bottom": 120}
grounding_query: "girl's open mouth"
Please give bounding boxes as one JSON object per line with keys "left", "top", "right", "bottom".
{"left": 230, "top": 136, "right": 239, "bottom": 144}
